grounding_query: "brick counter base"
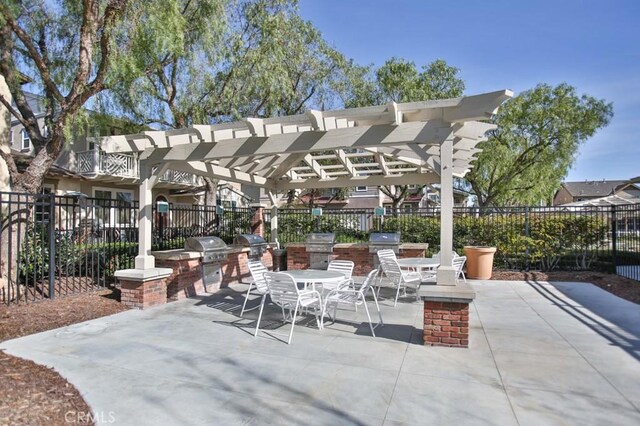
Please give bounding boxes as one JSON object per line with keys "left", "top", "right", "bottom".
{"left": 120, "top": 278, "right": 167, "bottom": 309}
{"left": 156, "top": 258, "right": 205, "bottom": 301}
{"left": 423, "top": 301, "right": 469, "bottom": 347}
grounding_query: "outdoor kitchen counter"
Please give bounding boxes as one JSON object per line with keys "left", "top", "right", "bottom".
{"left": 151, "top": 246, "right": 259, "bottom": 260}
{"left": 285, "top": 242, "right": 428, "bottom": 250}
{"left": 151, "top": 249, "right": 204, "bottom": 261}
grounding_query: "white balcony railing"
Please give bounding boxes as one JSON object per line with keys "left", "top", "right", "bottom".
{"left": 76, "top": 150, "right": 200, "bottom": 186}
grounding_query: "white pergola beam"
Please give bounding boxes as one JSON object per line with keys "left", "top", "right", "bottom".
{"left": 140, "top": 120, "right": 455, "bottom": 164}
{"left": 278, "top": 172, "right": 439, "bottom": 190}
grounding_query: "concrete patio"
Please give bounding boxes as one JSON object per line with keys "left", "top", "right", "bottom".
{"left": 2, "top": 279, "right": 640, "bottom": 425}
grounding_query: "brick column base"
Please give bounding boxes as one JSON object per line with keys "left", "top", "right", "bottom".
{"left": 423, "top": 301, "right": 469, "bottom": 347}
{"left": 120, "top": 278, "right": 167, "bottom": 309}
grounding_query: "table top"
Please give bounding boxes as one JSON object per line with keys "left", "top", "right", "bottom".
{"left": 396, "top": 257, "right": 440, "bottom": 268}
{"left": 283, "top": 270, "right": 346, "bottom": 283}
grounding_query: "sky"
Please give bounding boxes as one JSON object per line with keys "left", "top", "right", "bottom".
{"left": 298, "top": 0, "right": 640, "bottom": 182}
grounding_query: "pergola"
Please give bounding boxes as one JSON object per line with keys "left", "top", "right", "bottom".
{"left": 105, "top": 90, "right": 512, "bottom": 286}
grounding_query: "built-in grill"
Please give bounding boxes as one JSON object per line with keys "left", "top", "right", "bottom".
{"left": 184, "top": 236, "right": 229, "bottom": 288}
{"left": 234, "top": 234, "right": 268, "bottom": 260}
{"left": 369, "top": 232, "right": 401, "bottom": 254}
{"left": 305, "top": 233, "right": 336, "bottom": 269}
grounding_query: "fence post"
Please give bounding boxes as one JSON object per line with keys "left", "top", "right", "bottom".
{"left": 524, "top": 206, "right": 530, "bottom": 272}
{"left": 611, "top": 205, "right": 617, "bottom": 273}
{"left": 48, "top": 193, "right": 56, "bottom": 300}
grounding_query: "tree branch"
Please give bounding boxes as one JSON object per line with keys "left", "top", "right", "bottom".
{"left": 1, "top": 6, "right": 65, "bottom": 104}
{"left": 0, "top": 94, "right": 29, "bottom": 129}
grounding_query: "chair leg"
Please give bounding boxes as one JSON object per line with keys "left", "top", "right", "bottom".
{"left": 240, "top": 282, "right": 254, "bottom": 317}
{"left": 287, "top": 301, "right": 300, "bottom": 345}
{"left": 462, "top": 271, "right": 467, "bottom": 283}
{"left": 254, "top": 294, "right": 266, "bottom": 337}
{"left": 314, "top": 305, "right": 322, "bottom": 330}
{"left": 370, "top": 287, "right": 384, "bottom": 326}
{"left": 363, "top": 301, "right": 376, "bottom": 337}
{"left": 394, "top": 281, "right": 402, "bottom": 307}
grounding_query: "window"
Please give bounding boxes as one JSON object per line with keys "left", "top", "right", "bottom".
{"left": 355, "top": 186, "right": 367, "bottom": 192}
{"left": 35, "top": 185, "right": 55, "bottom": 223}
{"left": 403, "top": 204, "right": 413, "bottom": 213}
{"left": 21, "top": 129, "right": 31, "bottom": 150}
{"left": 93, "top": 188, "right": 134, "bottom": 226}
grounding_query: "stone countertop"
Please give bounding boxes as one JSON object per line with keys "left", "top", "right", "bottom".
{"left": 152, "top": 245, "right": 256, "bottom": 261}
{"left": 285, "top": 242, "right": 428, "bottom": 250}
{"left": 152, "top": 249, "right": 203, "bottom": 261}
{"left": 418, "top": 282, "right": 476, "bottom": 303}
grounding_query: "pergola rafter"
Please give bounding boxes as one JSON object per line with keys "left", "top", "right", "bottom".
{"left": 105, "top": 90, "right": 512, "bottom": 286}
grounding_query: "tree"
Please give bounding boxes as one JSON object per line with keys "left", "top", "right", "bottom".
{"left": 346, "top": 58, "right": 466, "bottom": 211}
{"left": 466, "top": 83, "right": 613, "bottom": 207}
{"left": 0, "top": 0, "right": 134, "bottom": 193}
{"left": 108, "top": 0, "right": 365, "bottom": 204}
{"left": 0, "top": 0, "right": 198, "bottom": 299}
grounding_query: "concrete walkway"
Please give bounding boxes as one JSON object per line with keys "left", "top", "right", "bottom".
{"left": 2, "top": 280, "right": 640, "bottom": 425}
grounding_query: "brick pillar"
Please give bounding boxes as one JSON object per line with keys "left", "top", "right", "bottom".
{"left": 120, "top": 277, "right": 168, "bottom": 309}
{"left": 250, "top": 204, "right": 266, "bottom": 237}
{"left": 423, "top": 301, "right": 469, "bottom": 348}
{"left": 115, "top": 268, "right": 172, "bottom": 309}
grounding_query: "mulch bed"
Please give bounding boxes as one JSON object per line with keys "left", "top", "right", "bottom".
{"left": 491, "top": 270, "right": 640, "bottom": 304}
{"left": 1, "top": 288, "right": 128, "bottom": 425}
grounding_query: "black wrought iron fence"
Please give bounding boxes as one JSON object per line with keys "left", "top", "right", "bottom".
{"left": 0, "top": 192, "right": 139, "bottom": 304}
{"left": 151, "top": 204, "right": 253, "bottom": 249}
{"left": 3, "top": 192, "right": 638, "bottom": 305}
{"left": 267, "top": 205, "right": 640, "bottom": 277}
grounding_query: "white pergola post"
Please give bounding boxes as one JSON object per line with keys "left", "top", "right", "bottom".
{"left": 135, "top": 161, "right": 169, "bottom": 270}
{"left": 437, "top": 138, "right": 456, "bottom": 286}
{"left": 268, "top": 191, "right": 279, "bottom": 245}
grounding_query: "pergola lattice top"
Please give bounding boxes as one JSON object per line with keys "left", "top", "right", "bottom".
{"left": 102, "top": 90, "right": 512, "bottom": 191}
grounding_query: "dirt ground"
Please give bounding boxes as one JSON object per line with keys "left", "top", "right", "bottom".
{"left": 492, "top": 270, "right": 640, "bottom": 304}
{"left": 0, "top": 289, "right": 128, "bottom": 425}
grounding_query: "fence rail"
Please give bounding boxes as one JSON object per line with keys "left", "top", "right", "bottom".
{"left": 0, "top": 192, "right": 253, "bottom": 305}
{"left": 268, "top": 205, "right": 640, "bottom": 278}
{"left": 2, "top": 192, "right": 638, "bottom": 305}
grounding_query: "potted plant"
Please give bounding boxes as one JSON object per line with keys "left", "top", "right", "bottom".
{"left": 463, "top": 245, "right": 497, "bottom": 280}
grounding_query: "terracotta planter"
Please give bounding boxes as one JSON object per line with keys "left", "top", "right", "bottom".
{"left": 463, "top": 246, "right": 497, "bottom": 279}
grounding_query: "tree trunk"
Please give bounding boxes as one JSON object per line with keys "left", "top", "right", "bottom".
{"left": 0, "top": 132, "right": 62, "bottom": 302}
{"left": 0, "top": 193, "right": 34, "bottom": 302}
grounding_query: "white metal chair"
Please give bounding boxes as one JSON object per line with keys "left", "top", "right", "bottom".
{"left": 259, "top": 272, "right": 323, "bottom": 344}
{"left": 241, "top": 261, "right": 270, "bottom": 336}
{"left": 379, "top": 256, "right": 422, "bottom": 307}
{"left": 453, "top": 255, "right": 467, "bottom": 283}
{"left": 327, "top": 259, "right": 355, "bottom": 279}
{"left": 421, "top": 256, "right": 468, "bottom": 284}
{"left": 322, "top": 269, "right": 384, "bottom": 336}
{"left": 376, "top": 249, "right": 397, "bottom": 261}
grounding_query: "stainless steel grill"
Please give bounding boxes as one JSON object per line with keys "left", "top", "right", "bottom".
{"left": 184, "top": 236, "right": 229, "bottom": 289}
{"left": 185, "top": 236, "right": 229, "bottom": 263}
{"left": 304, "top": 233, "right": 336, "bottom": 253}
{"left": 305, "top": 233, "right": 336, "bottom": 270}
{"left": 369, "top": 232, "right": 401, "bottom": 254}
{"left": 234, "top": 234, "right": 268, "bottom": 259}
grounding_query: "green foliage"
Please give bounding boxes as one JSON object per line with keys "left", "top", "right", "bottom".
{"left": 345, "top": 58, "right": 465, "bottom": 107}
{"left": 466, "top": 83, "right": 614, "bottom": 207}
{"left": 19, "top": 226, "right": 138, "bottom": 283}
{"left": 277, "top": 211, "right": 367, "bottom": 243}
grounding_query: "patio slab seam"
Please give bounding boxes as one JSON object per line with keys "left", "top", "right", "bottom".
{"left": 470, "top": 295, "right": 521, "bottom": 425}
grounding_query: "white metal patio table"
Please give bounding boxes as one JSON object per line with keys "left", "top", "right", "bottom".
{"left": 283, "top": 270, "right": 347, "bottom": 291}
{"left": 396, "top": 257, "right": 440, "bottom": 281}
